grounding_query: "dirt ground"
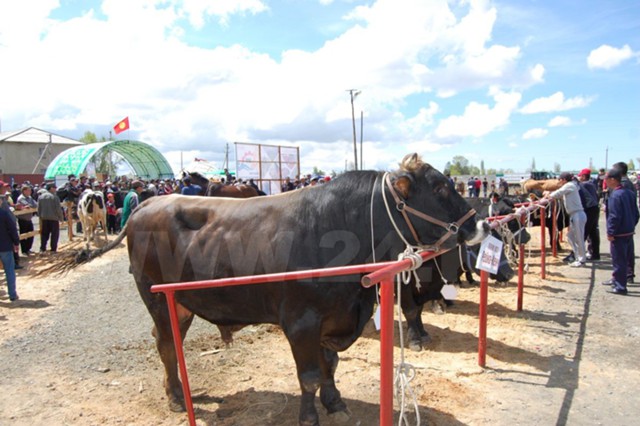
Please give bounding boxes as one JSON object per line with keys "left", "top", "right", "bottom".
{"left": 1, "top": 217, "right": 639, "bottom": 426}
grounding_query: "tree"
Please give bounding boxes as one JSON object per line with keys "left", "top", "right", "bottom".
{"left": 628, "top": 159, "right": 636, "bottom": 171}
{"left": 80, "top": 131, "right": 98, "bottom": 144}
{"left": 312, "top": 166, "right": 325, "bottom": 176}
{"left": 450, "top": 155, "right": 471, "bottom": 175}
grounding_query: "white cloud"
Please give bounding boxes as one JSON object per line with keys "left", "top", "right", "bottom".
{"left": 522, "top": 128, "right": 548, "bottom": 140}
{"left": 509, "top": 142, "right": 518, "bottom": 148}
{"left": 435, "top": 89, "right": 521, "bottom": 138}
{"left": 587, "top": 44, "right": 634, "bottom": 70}
{"left": 548, "top": 116, "right": 571, "bottom": 127}
{"left": 548, "top": 116, "right": 586, "bottom": 127}
{"left": 520, "top": 92, "right": 593, "bottom": 114}
{"left": 530, "top": 64, "right": 545, "bottom": 83}
{"left": 0, "top": 0, "right": 585, "bottom": 174}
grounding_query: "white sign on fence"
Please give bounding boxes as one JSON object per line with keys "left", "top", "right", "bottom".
{"left": 475, "top": 235, "right": 504, "bottom": 274}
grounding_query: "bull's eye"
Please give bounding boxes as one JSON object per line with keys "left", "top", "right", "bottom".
{"left": 434, "top": 183, "right": 448, "bottom": 197}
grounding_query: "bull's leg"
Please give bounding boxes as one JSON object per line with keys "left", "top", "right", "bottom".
{"left": 285, "top": 329, "right": 323, "bottom": 426}
{"left": 150, "top": 303, "right": 195, "bottom": 412}
{"left": 465, "top": 269, "right": 476, "bottom": 285}
{"left": 81, "top": 219, "right": 88, "bottom": 242}
{"left": 319, "top": 348, "right": 349, "bottom": 422}
{"left": 402, "top": 305, "right": 426, "bottom": 351}
{"left": 413, "top": 304, "right": 432, "bottom": 345}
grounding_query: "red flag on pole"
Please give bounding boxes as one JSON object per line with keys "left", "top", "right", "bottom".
{"left": 113, "top": 117, "right": 130, "bottom": 134}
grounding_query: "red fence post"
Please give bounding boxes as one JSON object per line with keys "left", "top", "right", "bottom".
{"left": 478, "top": 269, "right": 489, "bottom": 367}
{"left": 517, "top": 213, "right": 525, "bottom": 311}
{"left": 551, "top": 200, "right": 558, "bottom": 258}
{"left": 540, "top": 205, "right": 546, "bottom": 279}
{"left": 379, "top": 277, "right": 395, "bottom": 426}
{"left": 165, "top": 291, "right": 196, "bottom": 426}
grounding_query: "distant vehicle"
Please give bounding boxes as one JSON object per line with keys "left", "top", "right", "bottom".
{"left": 497, "top": 171, "right": 557, "bottom": 192}
{"left": 530, "top": 171, "right": 556, "bottom": 180}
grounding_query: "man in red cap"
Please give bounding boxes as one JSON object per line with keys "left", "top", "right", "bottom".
{"left": 578, "top": 168, "right": 601, "bottom": 260}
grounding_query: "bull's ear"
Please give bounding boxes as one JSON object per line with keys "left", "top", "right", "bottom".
{"left": 393, "top": 176, "right": 411, "bottom": 199}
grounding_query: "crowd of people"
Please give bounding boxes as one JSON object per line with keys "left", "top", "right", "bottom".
{"left": 449, "top": 176, "right": 505, "bottom": 197}
{"left": 281, "top": 174, "right": 331, "bottom": 192}
{"left": 1, "top": 164, "right": 639, "bottom": 303}
{"left": 542, "top": 162, "right": 639, "bottom": 296}
{"left": 0, "top": 174, "right": 192, "bottom": 303}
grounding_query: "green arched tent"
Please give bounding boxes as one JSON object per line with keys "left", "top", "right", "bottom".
{"left": 45, "top": 139, "right": 174, "bottom": 180}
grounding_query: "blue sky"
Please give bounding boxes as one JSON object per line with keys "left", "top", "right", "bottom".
{"left": 0, "top": 0, "right": 638, "bottom": 175}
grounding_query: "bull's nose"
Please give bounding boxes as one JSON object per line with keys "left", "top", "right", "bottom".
{"left": 465, "top": 219, "right": 490, "bottom": 246}
{"left": 480, "top": 220, "right": 490, "bottom": 235}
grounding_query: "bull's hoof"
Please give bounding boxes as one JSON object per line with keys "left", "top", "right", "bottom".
{"left": 420, "top": 334, "right": 432, "bottom": 345}
{"left": 328, "top": 408, "right": 352, "bottom": 423}
{"left": 431, "top": 301, "right": 445, "bottom": 315}
{"left": 168, "top": 399, "right": 186, "bottom": 413}
{"left": 299, "top": 417, "right": 320, "bottom": 426}
{"left": 408, "top": 340, "right": 423, "bottom": 352}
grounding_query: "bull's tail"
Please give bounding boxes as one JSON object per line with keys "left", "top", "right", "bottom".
{"left": 75, "top": 222, "right": 129, "bottom": 264}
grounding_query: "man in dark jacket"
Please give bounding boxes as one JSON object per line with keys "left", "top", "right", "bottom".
{"left": 602, "top": 168, "right": 640, "bottom": 295}
{"left": 578, "top": 168, "right": 601, "bottom": 260}
{"left": 612, "top": 161, "right": 637, "bottom": 282}
{"left": 37, "top": 183, "right": 65, "bottom": 253}
{"left": 0, "top": 206, "right": 20, "bottom": 301}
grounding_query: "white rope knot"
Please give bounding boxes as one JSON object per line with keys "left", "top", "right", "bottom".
{"left": 400, "top": 248, "right": 424, "bottom": 271}
{"left": 398, "top": 247, "right": 424, "bottom": 288}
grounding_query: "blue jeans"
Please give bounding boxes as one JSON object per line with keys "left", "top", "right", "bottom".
{"left": 0, "top": 251, "right": 17, "bottom": 300}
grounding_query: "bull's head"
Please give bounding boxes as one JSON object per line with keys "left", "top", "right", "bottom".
{"left": 386, "top": 153, "right": 489, "bottom": 250}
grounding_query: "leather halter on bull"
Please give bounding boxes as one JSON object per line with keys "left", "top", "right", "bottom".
{"left": 382, "top": 173, "right": 477, "bottom": 252}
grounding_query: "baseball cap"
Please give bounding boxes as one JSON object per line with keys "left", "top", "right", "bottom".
{"left": 578, "top": 168, "right": 591, "bottom": 177}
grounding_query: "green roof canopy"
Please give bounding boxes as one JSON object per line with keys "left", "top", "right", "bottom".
{"left": 45, "top": 139, "right": 174, "bottom": 180}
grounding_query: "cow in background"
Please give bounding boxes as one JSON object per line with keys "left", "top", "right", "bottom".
{"left": 78, "top": 189, "right": 108, "bottom": 247}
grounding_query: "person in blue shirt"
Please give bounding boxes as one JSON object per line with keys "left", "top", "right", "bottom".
{"left": 602, "top": 168, "right": 640, "bottom": 295}
{"left": 180, "top": 177, "right": 202, "bottom": 196}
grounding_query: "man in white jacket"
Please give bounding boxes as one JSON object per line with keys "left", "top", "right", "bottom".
{"left": 543, "top": 172, "right": 587, "bottom": 267}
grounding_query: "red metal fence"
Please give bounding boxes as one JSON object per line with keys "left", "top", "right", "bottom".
{"left": 150, "top": 198, "right": 554, "bottom": 425}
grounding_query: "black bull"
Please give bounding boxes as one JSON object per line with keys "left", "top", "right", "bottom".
{"left": 87, "top": 155, "right": 489, "bottom": 425}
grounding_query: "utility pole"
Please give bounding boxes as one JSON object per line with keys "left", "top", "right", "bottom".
{"left": 222, "top": 143, "right": 229, "bottom": 170}
{"left": 347, "top": 89, "right": 360, "bottom": 170}
{"left": 360, "top": 110, "right": 364, "bottom": 170}
{"left": 605, "top": 146, "right": 609, "bottom": 170}
{"left": 32, "top": 133, "right": 52, "bottom": 174}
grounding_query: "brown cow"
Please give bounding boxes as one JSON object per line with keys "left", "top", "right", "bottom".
{"left": 522, "top": 178, "right": 562, "bottom": 193}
